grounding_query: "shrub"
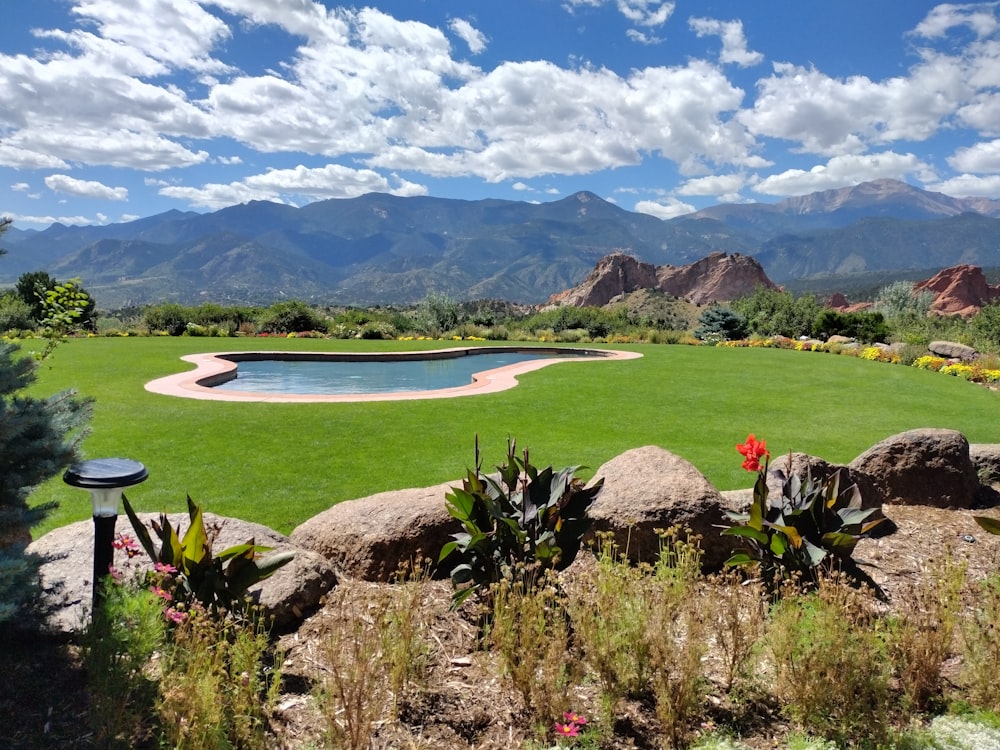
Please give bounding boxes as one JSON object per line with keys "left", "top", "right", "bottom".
{"left": 886, "top": 556, "right": 966, "bottom": 711}
{"left": 440, "top": 437, "right": 603, "bottom": 608}
{"left": 695, "top": 306, "right": 748, "bottom": 342}
{"left": 256, "top": 300, "right": 328, "bottom": 334}
{"left": 767, "top": 579, "right": 891, "bottom": 747}
{"left": 0, "top": 294, "right": 34, "bottom": 332}
{"left": 722, "top": 435, "right": 884, "bottom": 596}
{"left": 122, "top": 495, "right": 294, "bottom": 616}
{"left": 962, "top": 574, "right": 1000, "bottom": 712}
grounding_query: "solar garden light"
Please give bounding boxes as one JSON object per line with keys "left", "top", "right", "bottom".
{"left": 63, "top": 458, "right": 148, "bottom": 614}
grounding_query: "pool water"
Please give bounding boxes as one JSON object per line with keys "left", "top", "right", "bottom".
{"left": 213, "top": 351, "right": 571, "bottom": 395}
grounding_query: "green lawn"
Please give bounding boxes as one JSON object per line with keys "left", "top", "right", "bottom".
{"left": 25, "top": 336, "right": 1000, "bottom": 536}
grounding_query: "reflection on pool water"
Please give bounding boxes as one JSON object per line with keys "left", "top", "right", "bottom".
{"left": 213, "top": 350, "right": 589, "bottom": 395}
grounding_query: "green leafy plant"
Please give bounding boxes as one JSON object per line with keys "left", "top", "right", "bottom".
{"left": 439, "top": 436, "right": 603, "bottom": 607}
{"left": 122, "top": 494, "right": 294, "bottom": 614}
{"left": 722, "top": 435, "right": 884, "bottom": 595}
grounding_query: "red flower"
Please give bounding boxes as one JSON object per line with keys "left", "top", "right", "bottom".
{"left": 736, "top": 434, "right": 770, "bottom": 472}
{"left": 563, "top": 712, "right": 587, "bottom": 725}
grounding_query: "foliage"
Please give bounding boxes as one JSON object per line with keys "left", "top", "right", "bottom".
{"left": 962, "top": 574, "right": 1000, "bottom": 712}
{"left": 874, "top": 280, "right": 935, "bottom": 320}
{"left": 439, "top": 436, "right": 603, "bottom": 608}
{"left": 886, "top": 556, "right": 966, "bottom": 712}
{"left": 695, "top": 306, "right": 748, "bottom": 342}
{"left": 811, "top": 309, "right": 889, "bottom": 343}
{"left": 122, "top": 494, "right": 294, "bottom": 615}
{"left": 490, "top": 574, "right": 578, "bottom": 730}
{"left": 722, "top": 435, "right": 884, "bottom": 596}
{"left": 730, "top": 287, "right": 822, "bottom": 339}
{"left": 413, "top": 291, "right": 460, "bottom": 336}
{"left": 14, "top": 270, "right": 56, "bottom": 323}
{"left": 143, "top": 302, "right": 190, "bottom": 335}
{"left": 86, "top": 573, "right": 282, "bottom": 750}
{"left": 255, "top": 299, "right": 328, "bottom": 334}
{"left": 39, "top": 277, "right": 96, "bottom": 333}
{"left": 0, "top": 292, "right": 34, "bottom": 332}
{"left": 0, "top": 341, "right": 92, "bottom": 624}
{"left": 83, "top": 578, "right": 167, "bottom": 747}
{"left": 767, "top": 580, "right": 892, "bottom": 748}
{"left": 520, "top": 305, "right": 626, "bottom": 339}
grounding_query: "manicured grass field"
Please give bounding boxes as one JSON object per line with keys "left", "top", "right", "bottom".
{"left": 25, "top": 336, "right": 1000, "bottom": 536}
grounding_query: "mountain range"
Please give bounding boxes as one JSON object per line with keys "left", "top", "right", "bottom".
{"left": 2, "top": 178, "right": 999, "bottom": 309}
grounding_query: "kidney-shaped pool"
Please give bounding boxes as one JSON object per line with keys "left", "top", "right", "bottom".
{"left": 144, "top": 346, "right": 642, "bottom": 403}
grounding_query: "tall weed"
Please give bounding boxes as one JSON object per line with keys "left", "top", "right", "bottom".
{"left": 489, "top": 572, "right": 578, "bottom": 732}
{"left": 962, "top": 574, "right": 1000, "bottom": 712}
{"left": 886, "top": 556, "right": 966, "bottom": 711}
{"left": 766, "top": 577, "right": 891, "bottom": 748}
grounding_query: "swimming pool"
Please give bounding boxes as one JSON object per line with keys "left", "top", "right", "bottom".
{"left": 144, "top": 346, "right": 643, "bottom": 403}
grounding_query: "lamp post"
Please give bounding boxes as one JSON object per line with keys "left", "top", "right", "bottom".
{"left": 63, "top": 458, "right": 148, "bottom": 613}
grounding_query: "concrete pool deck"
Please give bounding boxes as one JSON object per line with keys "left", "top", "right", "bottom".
{"left": 144, "top": 346, "right": 643, "bottom": 403}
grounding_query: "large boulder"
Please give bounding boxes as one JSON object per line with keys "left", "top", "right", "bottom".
{"left": 928, "top": 340, "right": 978, "bottom": 360}
{"left": 586, "top": 445, "right": 736, "bottom": 570}
{"left": 849, "top": 428, "right": 980, "bottom": 508}
{"left": 291, "top": 481, "right": 462, "bottom": 581}
{"left": 970, "top": 443, "right": 1000, "bottom": 485}
{"left": 28, "top": 512, "right": 336, "bottom": 633}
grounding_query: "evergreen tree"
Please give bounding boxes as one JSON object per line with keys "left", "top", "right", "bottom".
{"left": 0, "top": 218, "right": 93, "bottom": 625}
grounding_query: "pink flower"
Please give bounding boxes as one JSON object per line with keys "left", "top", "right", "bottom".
{"left": 107, "top": 565, "right": 123, "bottom": 583}
{"left": 563, "top": 712, "right": 587, "bottom": 726}
{"left": 154, "top": 562, "right": 178, "bottom": 575}
{"left": 164, "top": 607, "right": 187, "bottom": 624}
{"left": 554, "top": 722, "right": 580, "bottom": 738}
{"left": 112, "top": 533, "right": 141, "bottom": 558}
{"left": 149, "top": 585, "right": 173, "bottom": 602}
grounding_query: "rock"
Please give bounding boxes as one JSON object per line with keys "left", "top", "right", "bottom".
{"left": 915, "top": 265, "right": 1000, "bottom": 317}
{"left": 656, "top": 251, "right": 780, "bottom": 305}
{"left": 544, "top": 251, "right": 778, "bottom": 309}
{"left": 849, "top": 429, "right": 980, "bottom": 508}
{"left": 928, "top": 340, "right": 978, "bottom": 360}
{"left": 585, "top": 445, "right": 736, "bottom": 571}
{"left": 27, "top": 512, "right": 335, "bottom": 633}
{"left": 970, "top": 444, "right": 1000, "bottom": 484}
{"left": 291, "top": 481, "right": 462, "bottom": 581}
{"left": 544, "top": 252, "right": 659, "bottom": 308}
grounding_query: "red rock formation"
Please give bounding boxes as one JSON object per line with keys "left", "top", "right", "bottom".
{"left": 914, "top": 265, "right": 1000, "bottom": 317}
{"left": 827, "top": 292, "right": 872, "bottom": 313}
{"left": 545, "top": 252, "right": 659, "bottom": 307}
{"left": 657, "top": 252, "right": 779, "bottom": 305}
{"left": 545, "top": 251, "right": 778, "bottom": 308}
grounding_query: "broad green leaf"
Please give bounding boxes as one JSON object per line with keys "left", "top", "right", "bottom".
{"left": 724, "top": 552, "right": 759, "bottom": 567}
{"left": 722, "top": 526, "right": 769, "bottom": 544}
{"left": 974, "top": 516, "right": 1000, "bottom": 535}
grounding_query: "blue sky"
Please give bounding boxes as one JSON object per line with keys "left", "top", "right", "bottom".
{"left": 2, "top": 0, "right": 1000, "bottom": 230}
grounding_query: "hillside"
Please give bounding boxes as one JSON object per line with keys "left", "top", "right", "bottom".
{"left": 1, "top": 180, "right": 999, "bottom": 308}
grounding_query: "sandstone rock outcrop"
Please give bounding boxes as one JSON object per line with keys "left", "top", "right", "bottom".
{"left": 657, "top": 252, "right": 779, "bottom": 305}
{"left": 29, "top": 512, "right": 336, "bottom": 632}
{"left": 545, "top": 253, "right": 659, "bottom": 308}
{"left": 915, "top": 264, "right": 1000, "bottom": 317}
{"left": 545, "top": 251, "right": 778, "bottom": 308}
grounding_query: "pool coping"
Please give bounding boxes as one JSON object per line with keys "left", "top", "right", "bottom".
{"left": 144, "top": 346, "right": 643, "bottom": 403}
